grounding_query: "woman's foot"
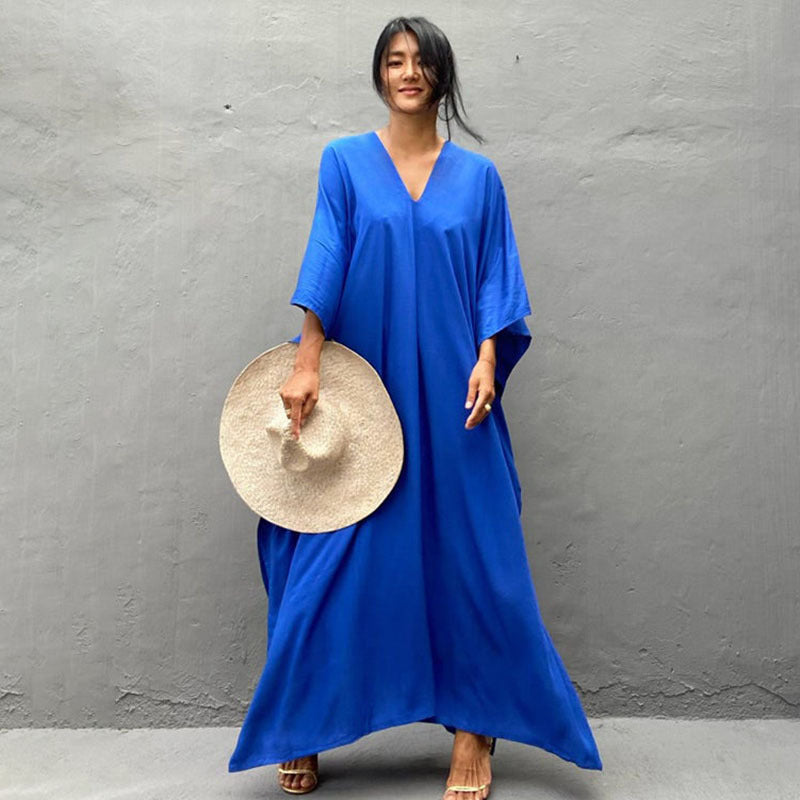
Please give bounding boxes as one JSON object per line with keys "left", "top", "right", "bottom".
{"left": 442, "top": 730, "right": 494, "bottom": 800}
{"left": 277, "top": 753, "right": 318, "bottom": 793}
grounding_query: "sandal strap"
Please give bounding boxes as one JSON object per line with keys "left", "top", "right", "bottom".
{"left": 446, "top": 783, "right": 488, "bottom": 792}
{"left": 277, "top": 767, "right": 318, "bottom": 776}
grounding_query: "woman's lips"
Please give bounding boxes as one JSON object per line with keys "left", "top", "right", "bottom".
{"left": 400, "top": 88, "right": 421, "bottom": 94}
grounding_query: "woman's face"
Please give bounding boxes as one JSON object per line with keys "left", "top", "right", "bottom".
{"left": 380, "top": 31, "right": 437, "bottom": 112}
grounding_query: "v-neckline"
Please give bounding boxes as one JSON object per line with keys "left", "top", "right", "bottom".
{"left": 371, "top": 130, "right": 450, "bottom": 205}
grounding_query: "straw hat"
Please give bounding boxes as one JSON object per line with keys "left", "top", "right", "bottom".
{"left": 219, "top": 340, "right": 404, "bottom": 533}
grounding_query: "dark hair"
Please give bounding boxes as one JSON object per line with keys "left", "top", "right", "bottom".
{"left": 371, "top": 16, "right": 485, "bottom": 145}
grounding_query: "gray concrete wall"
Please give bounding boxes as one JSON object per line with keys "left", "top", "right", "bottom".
{"left": 1, "top": 1, "right": 797, "bottom": 727}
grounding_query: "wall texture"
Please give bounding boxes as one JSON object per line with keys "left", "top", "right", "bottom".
{"left": 1, "top": 1, "right": 798, "bottom": 727}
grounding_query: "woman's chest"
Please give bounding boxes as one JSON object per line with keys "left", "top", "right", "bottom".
{"left": 348, "top": 185, "right": 483, "bottom": 247}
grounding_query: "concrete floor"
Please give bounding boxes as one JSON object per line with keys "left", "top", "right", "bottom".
{"left": 0, "top": 717, "right": 797, "bottom": 799}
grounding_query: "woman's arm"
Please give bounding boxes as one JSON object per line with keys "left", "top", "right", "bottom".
{"left": 477, "top": 334, "right": 497, "bottom": 368}
{"left": 294, "top": 306, "right": 325, "bottom": 372}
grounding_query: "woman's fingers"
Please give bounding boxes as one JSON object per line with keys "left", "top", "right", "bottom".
{"left": 279, "top": 368, "right": 320, "bottom": 440}
{"left": 465, "top": 373, "right": 479, "bottom": 410}
{"left": 290, "top": 398, "right": 304, "bottom": 439}
{"left": 465, "top": 381, "right": 494, "bottom": 429}
{"left": 465, "top": 358, "right": 496, "bottom": 429}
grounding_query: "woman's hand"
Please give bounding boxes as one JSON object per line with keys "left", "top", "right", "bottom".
{"left": 279, "top": 366, "right": 320, "bottom": 440}
{"left": 464, "top": 357, "right": 496, "bottom": 429}
{"left": 280, "top": 307, "right": 325, "bottom": 439}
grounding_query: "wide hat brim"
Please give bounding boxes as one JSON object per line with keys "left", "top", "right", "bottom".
{"left": 219, "top": 340, "right": 404, "bottom": 533}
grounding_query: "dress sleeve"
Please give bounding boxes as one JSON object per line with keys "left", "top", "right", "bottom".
{"left": 475, "top": 162, "right": 533, "bottom": 397}
{"left": 289, "top": 143, "right": 351, "bottom": 339}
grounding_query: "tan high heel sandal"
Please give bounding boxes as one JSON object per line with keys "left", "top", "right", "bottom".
{"left": 276, "top": 759, "right": 319, "bottom": 794}
{"left": 443, "top": 735, "right": 497, "bottom": 798}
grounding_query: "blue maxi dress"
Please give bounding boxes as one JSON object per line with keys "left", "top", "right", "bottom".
{"left": 228, "top": 131, "right": 603, "bottom": 772}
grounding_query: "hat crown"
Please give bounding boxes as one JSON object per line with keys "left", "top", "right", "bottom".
{"left": 265, "top": 394, "right": 347, "bottom": 474}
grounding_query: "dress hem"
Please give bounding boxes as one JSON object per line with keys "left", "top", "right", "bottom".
{"left": 227, "top": 707, "right": 603, "bottom": 773}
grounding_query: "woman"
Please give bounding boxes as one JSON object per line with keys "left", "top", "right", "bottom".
{"left": 228, "top": 16, "right": 603, "bottom": 799}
